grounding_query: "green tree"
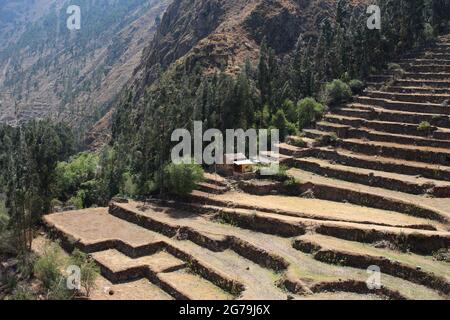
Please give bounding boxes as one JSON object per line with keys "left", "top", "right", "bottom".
{"left": 324, "top": 79, "right": 352, "bottom": 106}
{"left": 70, "top": 249, "right": 100, "bottom": 297}
{"left": 272, "top": 109, "right": 289, "bottom": 141}
{"left": 163, "top": 162, "right": 204, "bottom": 197}
{"left": 297, "top": 98, "right": 325, "bottom": 129}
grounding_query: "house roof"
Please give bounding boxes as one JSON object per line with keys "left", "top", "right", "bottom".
{"left": 234, "top": 159, "right": 254, "bottom": 165}
{"left": 224, "top": 153, "right": 247, "bottom": 164}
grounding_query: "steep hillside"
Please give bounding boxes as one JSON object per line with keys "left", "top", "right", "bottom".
{"left": 132, "top": 0, "right": 347, "bottom": 95}
{"left": 89, "top": 0, "right": 364, "bottom": 148}
{"left": 0, "top": 0, "right": 169, "bottom": 135}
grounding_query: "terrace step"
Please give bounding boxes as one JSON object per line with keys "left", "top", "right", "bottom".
{"left": 348, "top": 129, "right": 450, "bottom": 150}
{"left": 42, "top": 205, "right": 449, "bottom": 299}
{"left": 422, "top": 52, "right": 450, "bottom": 60}
{"left": 189, "top": 190, "right": 442, "bottom": 231}
{"left": 319, "top": 119, "right": 450, "bottom": 149}
{"left": 354, "top": 96, "right": 450, "bottom": 115}
{"left": 315, "top": 122, "right": 351, "bottom": 138}
{"left": 365, "top": 90, "right": 450, "bottom": 104}
{"left": 147, "top": 197, "right": 450, "bottom": 254}
{"left": 278, "top": 143, "right": 308, "bottom": 157}
{"left": 385, "top": 86, "right": 450, "bottom": 95}
{"left": 335, "top": 106, "right": 450, "bottom": 129}
{"left": 313, "top": 148, "right": 450, "bottom": 182}
{"left": 399, "top": 59, "right": 450, "bottom": 66}
{"left": 110, "top": 202, "right": 295, "bottom": 266}
{"left": 400, "top": 64, "right": 450, "bottom": 73}
{"left": 395, "top": 78, "right": 450, "bottom": 88}
{"left": 196, "top": 182, "right": 228, "bottom": 195}
{"left": 293, "top": 234, "right": 450, "bottom": 295}
{"left": 302, "top": 129, "right": 334, "bottom": 141}
{"left": 367, "top": 74, "right": 394, "bottom": 83}
{"left": 44, "top": 208, "right": 296, "bottom": 300}
{"left": 92, "top": 249, "right": 233, "bottom": 300}
{"left": 425, "top": 46, "right": 450, "bottom": 53}
{"left": 290, "top": 157, "right": 450, "bottom": 197}
{"left": 112, "top": 202, "right": 412, "bottom": 299}
{"left": 434, "top": 128, "right": 450, "bottom": 140}
{"left": 287, "top": 168, "right": 450, "bottom": 223}
{"left": 203, "top": 172, "right": 229, "bottom": 188}
{"left": 324, "top": 114, "right": 435, "bottom": 137}
{"left": 157, "top": 270, "right": 234, "bottom": 300}
{"left": 286, "top": 135, "right": 311, "bottom": 148}
{"left": 128, "top": 202, "right": 447, "bottom": 299}
{"left": 338, "top": 138, "right": 450, "bottom": 166}
{"left": 365, "top": 82, "right": 383, "bottom": 90}
{"left": 403, "top": 72, "right": 450, "bottom": 81}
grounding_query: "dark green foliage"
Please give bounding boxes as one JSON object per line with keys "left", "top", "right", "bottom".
{"left": 55, "top": 152, "right": 100, "bottom": 202}
{"left": 297, "top": 98, "right": 325, "bottom": 129}
{"left": 348, "top": 79, "right": 365, "bottom": 95}
{"left": 33, "top": 244, "right": 67, "bottom": 291}
{"left": 32, "top": 243, "right": 99, "bottom": 299}
{"left": 163, "top": 162, "right": 204, "bottom": 197}
{"left": 69, "top": 249, "right": 100, "bottom": 297}
{"left": 272, "top": 109, "right": 289, "bottom": 141}
{"left": 324, "top": 80, "right": 352, "bottom": 106}
{"left": 0, "top": 120, "right": 75, "bottom": 252}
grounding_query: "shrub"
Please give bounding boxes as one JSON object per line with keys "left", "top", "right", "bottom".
{"left": 33, "top": 244, "right": 67, "bottom": 290}
{"left": 387, "top": 63, "right": 405, "bottom": 78}
{"left": 286, "top": 121, "right": 298, "bottom": 137}
{"left": 272, "top": 109, "right": 289, "bottom": 141}
{"left": 79, "top": 180, "right": 105, "bottom": 208}
{"left": 55, "top": 152, "right": 100, "bottom": 201}
{"left": 163, "top": 161, "right": 204, "bottom": 197}
{"left": 8, "top": 285, "right": 36, "bottom": 300}
{"left": 340, "top": 72, "right": 351, "bottom": 84}
{"left": 47, "top": 279, "right": 73, "bottom": 300}
{"left": 50, "top": 199, "right": 63, "bottom": 212}
{"left": 33, "top": 243, "right": 75, "bottom": 300}
{"left": 324, "top": 79, "right": 352, "bottom": 106}
{"left": 297, "top": 97, "right": 325, "bottom": 129}
{"left": 418, "top": 121, "right": 432, "bottom": 134}
{"left": 423, "top": 23, "right": 435, "bottom": 43}
{"left": 349, "top": 79, "right": 365, "bottom": 95}
{"left": 282, "top": 99, "right": 298, "bottom": 124}
{"left": 120, "top": 172, "right": 137, "bottom": 197}
{"left": 69, "top": 249, "right": 100, "bottom": 297}
{"left": 17, "top": 252, "right": 37, "bottom": 280}
{"left": 68, "top": 194, "right": 84, "bottom": 210}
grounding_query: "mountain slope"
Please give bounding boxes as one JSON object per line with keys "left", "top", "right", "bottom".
{"left": 0, "top": 0, "right": 170, "bottom": 134}
{"left": 132, "top": 0, "right": 346, "bottom": 96}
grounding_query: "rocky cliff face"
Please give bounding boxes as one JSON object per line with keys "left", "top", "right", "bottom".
{"left": 0, "top": 0, "right": 170, "bottom": 133}
{"left": 88, "top": 0, "right": 360, "bottom": 148}
{"left": 129, "top": 0, "right": 346, "bottom": 97}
